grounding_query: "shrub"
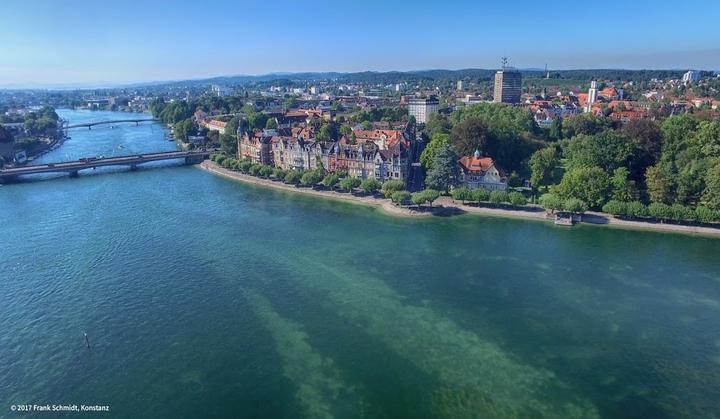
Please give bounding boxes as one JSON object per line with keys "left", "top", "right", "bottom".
{"left": 272, "top": 168, "right": 287, "bottom": 180}
{"left": 669, "top": 204, "right": 694, "bottom": 221}
{"left": 259, "top": 165, "right": 274, "bottom": 178}
{"left": 563, "top": 198, "right": 588, "bottom": 214}
{"left": 322, "top": 173, "right": 340, "bottom": 188}
{"left": 539, "top": 193, "right": 563, "bottom": 212}
{"left": 382, "top": 180, "right": 405, "bottom": 198}
{"left": 284, "top": 170, "right": 302, "bottom": 184}
{"left": 216, "top": 155, "right": 227, "bottom": 166}
{"left": 411, "top": 189, "right": 440, "bottom": 206}
{"left": 472, "top": 188, "right": 490, "bottom": 202}
{"left": 625, "top": 201, "right": 648, "bottom": 218}
{"left": 300, "top": 170, "right": 323, "bottom": 186}
{"left": 489, "top": 190, "right": 509, "bottom": 205}
{"left": 695, "top": 206, "right": 719, "bottom": 224}
{"left": 249, "top": 163, "right": 262, "bottom": 176}
{"left": 508, "top": 191, "right": 527, "bottom": 206}
{"left": 339, "top": 176, "right": 361, "bottom": 191}
{"left": 602, "top": 200, "right": 627, "bottom": 216}
{"left": 238, "top": 160, "right": 253, "bottom": 173}
{"left": 391, "top": 190, "right": 412, "bottom": 205}
{"left": 648, "top": 202, "right": 672, "bottom": 220}
{"left": 360, "top": 178, "right": 382, "bottom": 195}
{"left": 451, "top": 187, "right": 472, "bottom": 203}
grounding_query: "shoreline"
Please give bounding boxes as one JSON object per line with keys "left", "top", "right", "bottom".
{"left": 199, "top": 161, "right": 720, "bottom": 238}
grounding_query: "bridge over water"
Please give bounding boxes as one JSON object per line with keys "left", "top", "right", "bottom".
{"left": 0, "top": 150, "right": 215, "bottom": 183}
{"left": 66, "top": 118, "right": 157, "bottom": 129}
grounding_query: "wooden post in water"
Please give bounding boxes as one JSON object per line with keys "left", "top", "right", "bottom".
{"left": 84, "top": 332, "right": 91, "bottom": 349}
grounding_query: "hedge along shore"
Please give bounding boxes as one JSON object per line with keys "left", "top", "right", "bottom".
{"left": 199, "top": 160, "right": 720, "bottom": 238}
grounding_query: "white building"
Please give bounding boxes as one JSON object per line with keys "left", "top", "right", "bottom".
{"left": 211, "top": 85, "right": 232, "bottom": 97}
{"left": 407, "top": 97, "right": 439, "bottom": 124}
{"left": 682, "top": 70, "right": 701, "bottom": 83}
{"left": 585, "top": 80, "right": 598, "bottom": 113}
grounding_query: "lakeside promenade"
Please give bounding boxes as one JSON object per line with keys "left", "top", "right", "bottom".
{"left": 199, "top": 161, "right": 720, "bottom": 238}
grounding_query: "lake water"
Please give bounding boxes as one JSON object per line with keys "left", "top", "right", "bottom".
{"left": 1, "top": 109, "right": 720, "bottom": 418}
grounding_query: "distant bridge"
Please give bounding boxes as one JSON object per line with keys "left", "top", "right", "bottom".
{"left": 0, "top": 150, "right": 215, "bottom": 183}
{"left": 66, "top": 118, "right": 157, "bottom": 129}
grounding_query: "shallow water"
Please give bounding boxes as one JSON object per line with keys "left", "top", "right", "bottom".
{"left": 1, "top": 110, "right": 719, "bottom": 418}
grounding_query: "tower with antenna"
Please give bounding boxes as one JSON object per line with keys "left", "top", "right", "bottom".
{"left": 545, "top": 64, "right": 550, "bottom": 79}
{"left": 494, "top": 57, "right": 522, "bottom": 104}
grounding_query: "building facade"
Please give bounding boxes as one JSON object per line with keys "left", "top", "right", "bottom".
{"left": 407, "top": 97, "right": 439, "bottom": 124}
{"left": 493, "top": 68, "right": 522, "bottom": 104}
{"left": 458, "top": 150, "right": 507, "bottom": 190}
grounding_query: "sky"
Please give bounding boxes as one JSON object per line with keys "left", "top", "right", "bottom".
{"left": 0, "top": 0, "right": 719, "bottom": 87}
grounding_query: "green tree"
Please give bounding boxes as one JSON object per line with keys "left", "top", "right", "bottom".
{"left": 562, "top": 113, "right": 613, "bottom": 138}
{"left": 420, "top": 133, "right": 450, "bottom": 171}
{"left": 648, "top": 202, "right": 672, "bottom": 220}
{"left": 339, "top": 176, "right": 361, "bottom": 191}
{"left": 451, "top": 187, "right": 473, "bottom": 203}
{"left": 695, "top": 206, "right": 719, "bottom": 224}
{"left": 322, "top": 173, "right": 340, "bottom": 188}
{"left": 381, "top": 180, "right": 405, "bottom": 198}
{"left": 602, "top": 200, "right": 627, "bottom": 216}
{"left": 529, "top": 146, "right": 558, "bottom": 190}
{"left": 702, "top": 162, "right": 720, "bottom": 210}
{"left": 489, "top": 190, "right": 509, "bottom": 205}
{"left": 360, "top": 178, "right": 382, "bottom": 195}
{"left": 549, "top": 117, "right": 563, "bottom": 141}
{"left": 425, "top": 143, "right": 459, "bottom": 192}
{"left": 625, "top": 201, "right": 648, "bottom": 218}
{"left": 508, "top": 191, "right": 527, "bottom": 206}
{"left": 425, "top": 112, "right": 451, "bottom": 136}
{"left": 539, "top": 193, "right": 564, "bottom": 213}
{"left": 249, "top": 163, "right": 262, "bottom": 176}
{"left": 300, "top": 170, "right": 323, "bottom": 186}
{"left": 610, "top": 167, "right": 637, "bottom": 202}
{"left": 258, "top": 165, "right": 274, "bottom": 178}
{"left": 563, "top": 198, "right": 588, "bottom": 214}
{"left": 219, "top": 132, "right": 236, "bottom": 155}
{"left": 284, "top": 170, "right": 302, "bottom": 184}
{"left": 265, "top": 118, "right": 278, "bottom": 130}
{"left": 238, "top": 160, "right": 253, "bottom": 173}
{"left": 555, "top": 166, "right": 610, "bottom": 209}
{"left": 411, "top": 189, "right": 440, "bottom": 207}
{"left": 391, "top": 190, "right": 411, "bottom": 205}
{"left": 272, "top": 168, "right": 287, "bottom": 180}
{"left": 645, "top": 164, "right": 675, "bottom": 204}
{"left": 472, "top": 188, "right": 490, "bottom": 202}
{"left": 561, "top": 130, "right": 634, "bottom": 172}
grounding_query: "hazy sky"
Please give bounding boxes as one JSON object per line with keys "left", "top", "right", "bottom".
{"left": 1, "top": 0, "right": 719, "bottom": 86}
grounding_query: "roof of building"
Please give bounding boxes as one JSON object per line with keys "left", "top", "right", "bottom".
{"left": 458, "top": 154, "right": 499, "bottom": 174}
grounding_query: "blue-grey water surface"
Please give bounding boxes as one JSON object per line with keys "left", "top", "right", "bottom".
{"left": 1, "top": 110, "right": 720, "bottom": 418}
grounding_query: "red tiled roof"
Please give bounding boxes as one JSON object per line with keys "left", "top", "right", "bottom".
{"left": 458, "top": 155, "right": 496, "bottom": 173}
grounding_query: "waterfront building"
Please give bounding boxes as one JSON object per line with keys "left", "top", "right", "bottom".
{"left": 201, "top": 119, "right": 228, "bottom": 135}
{"left": 458, "top": 150, "right": 507, "bottom": 190}
{"left": 237, "top": 131, "right": 273, "bottom": 165}
{"left": 407, "top": 97, "right": 439, "bottom": 124}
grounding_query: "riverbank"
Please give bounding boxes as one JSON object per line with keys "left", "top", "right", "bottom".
{"left": 199, "top": 160, "right": 720, "bottom": 238}
{"left": 199, "top": 161, "right": 429, "bottom": 218}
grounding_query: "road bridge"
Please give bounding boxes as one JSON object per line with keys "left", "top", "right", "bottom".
{"left": 66, "top": 118, "right": 157, "bottom": 129}
{"left": 0, "top": 150, "right": 215, "bottom": 183}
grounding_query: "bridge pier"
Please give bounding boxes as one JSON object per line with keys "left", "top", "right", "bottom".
{"left": 69, "top": 170, "right": 79, "bottom": 178}
{"left": 130, "top": 165, "right": 138, "bottom": 171}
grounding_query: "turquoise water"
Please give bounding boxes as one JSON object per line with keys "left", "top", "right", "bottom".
{"left": 2, "top": 110, "right": 720, "bottom": 418}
